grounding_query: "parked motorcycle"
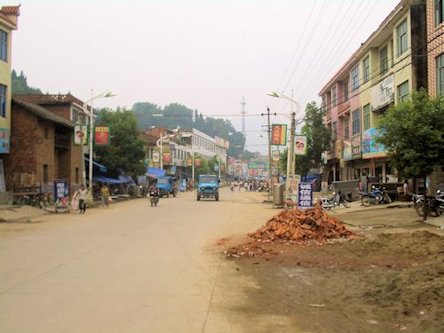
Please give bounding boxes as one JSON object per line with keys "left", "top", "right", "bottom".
{"left": 415, "top": 190, "right": 444, "bottom": 217}
{"left": 360, "top": 186, "right": 392, "bottom": 206}
{"left": 149, "top": 190, "right": 159, "bottom": 207}
{"left": 321, "top": 191, "right": 351, "bottom": 210}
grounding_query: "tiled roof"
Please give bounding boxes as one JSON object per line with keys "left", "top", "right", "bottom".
{"left": 0, "top": 5, "right": 20, "bottom": 16}
{"left": 13, "top": 93, "right": 86, "bottom": 107}
{"left": 12, "top": 97, "right": 74, "bottom": 128}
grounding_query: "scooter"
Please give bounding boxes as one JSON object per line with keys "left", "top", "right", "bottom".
{"left": 321, "top": 191, "right": 351, "bottom": 210}
{"left": 149, "top": 190, "right": 159, "bottom": 207}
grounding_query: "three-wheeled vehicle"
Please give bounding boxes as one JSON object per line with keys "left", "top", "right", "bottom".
{"left": 156, "top": 176, "right": 177, "bottom": 197}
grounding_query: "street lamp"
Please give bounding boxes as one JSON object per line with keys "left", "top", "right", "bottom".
{"left": 83, "top": 90, "right": 116, "bottom": 189}
{"left": 267, "top": 91, "right": 300, "bottom": 206}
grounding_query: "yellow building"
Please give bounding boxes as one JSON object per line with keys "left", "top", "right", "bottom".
{"left": 0, "top": 5, "right": 19, "bottom": 192}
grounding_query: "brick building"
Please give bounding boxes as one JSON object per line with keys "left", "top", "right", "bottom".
{"left": 3, "top": 95, "right": 86, "bottom": 197}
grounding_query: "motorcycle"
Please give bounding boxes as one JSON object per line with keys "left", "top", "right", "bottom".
{"left": 360, "top": 186, "right": 392, "bottom": 206}
{"left": 321, "top": 191, "right": 351, "bottom": 210}
{"left": 149, "top": 190, "right": 159, "bottom": 207}
{"left": 415, "top": 190, "right": 444, "bottom": 217}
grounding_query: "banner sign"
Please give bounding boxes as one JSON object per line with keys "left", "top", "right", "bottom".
{"left": 371, "top": 74, "right": 394, "bottom": 111}
{"left": 74, "top": 125, "right": 88, "bottom": 145}
{"left": 152, "top": 152, "right": 160, "bottom": 163}
{"left": 271, "top": 124, "right": 287, "bottom": 146}
{"left": 343, "top": 140, "right": 352, "bottom": 161}
{"left": 297, "top": 182, "right": 313, "bottom": 209}
{"left": 194, "top": 159, "right": 201, "bottom": 167}
{"left": 351, "top": 135, "right": 362, "bottom": 159}
{"left": 362, "top": 128, "right": 387, "bottom": 159}
{"left": 54, "top": 179, "right": 69, "bottom": 212}
{"left": 272, "top": 150, "right": 280, "bottom": 162}
{"left": 94, "top": 126, "right": 110, "bottom": 146}
{"left": 162, "top": 152, "right": 172, "bottom": 164}
{"left": 0, "top": 128, "right": 10, "bottom": 153}
{"left": 295, "top": 135, "right": 307, "bottom": 155}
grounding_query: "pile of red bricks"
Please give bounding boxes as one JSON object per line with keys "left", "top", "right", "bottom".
{"left": 249, "top": 203, "right": 355, "bottom": 243}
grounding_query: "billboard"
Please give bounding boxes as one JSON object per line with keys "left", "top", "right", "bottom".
{"left": 362, "top": 128, "right": 387, "bottom": 159}
{"left": 271, "top": 124, "right": 287, "bottom": 146}
{"left": 94, "top": 126, "right": 110, "bottom": 146}
{"left": 74, "top": 125, "right": 88, "bottom": 145}
{"left": 295, "top": 135, "right": 307, "bottom": 155}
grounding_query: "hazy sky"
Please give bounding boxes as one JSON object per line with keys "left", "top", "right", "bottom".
{"left": 11, "top": 0, "right": 400, "bottom": 153}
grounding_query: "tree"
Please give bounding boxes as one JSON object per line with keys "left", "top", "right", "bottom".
{"left": 95, "top": 109, "right": 146, "bottom": 178}
{"left": 377, "top": 89, "right": 444, "bottom": 183}
{"left": 11, "top": 70, "right": 42, "bottom": 95}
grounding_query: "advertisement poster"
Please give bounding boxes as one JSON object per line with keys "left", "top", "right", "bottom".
{"left": 271, "top": 124, "right": 287, "bottom": 146}
{"left": 272, "top": 150, "right": 281, "bottom": 162}
{"left": 362, "top": 128, "right": 386, "bottom": 159}
{"left": 74, "top": 125, "right": 88, "bottom": 145}
{"left": 94, "top": 126, "right": 110, "bottom": 146}
{"left": 54, "top": 179, "right": 69, "bottom": 212}
{"left": 343, "top": 140, "right": 352, "bottom": 161}
{"left": 162, "top": 152, "right": 172, "bottom": 164}
{"left": 297, "top": 182, "right": 313, "bottom": 209}
{"left": 152, "top": 152, "right": 160, "bottom": 163}
{"left": 0, "top": 128, "right": 10, "bottom": 153}
{"left": 295, "top": 135, "right": 307, "bottom": 155}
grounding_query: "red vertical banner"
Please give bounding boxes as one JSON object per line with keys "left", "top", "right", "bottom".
{"left": 162, "top": 152, "right": 172, "bottom": 164}
{"left": 95, "top": 126, "right": 110, "bottom": 146}
{"left": 271, "top": 124, "right": 287, "bottom": 146}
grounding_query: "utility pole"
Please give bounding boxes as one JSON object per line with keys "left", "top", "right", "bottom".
{"left": 262, "top": 107, "right": 276, "bottom": 203}
{"left": 286, "top": 111, "right": 296, "bottom": 203}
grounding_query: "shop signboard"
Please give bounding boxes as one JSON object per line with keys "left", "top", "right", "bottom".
{"left": 298, "top": 182, "right": 313, "bottom": 209}
{"left": 94, "top": 126, "right": 110, "bottom": 146}
{"left": 54, "top": 179, "right": 69, "bottom": 212}
{"left": 351, "top": 135, "right": 362, "bottom": 159}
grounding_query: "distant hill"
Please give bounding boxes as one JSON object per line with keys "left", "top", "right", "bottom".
{"left": 11, "top": 70, "right": 42, "bottom": 95}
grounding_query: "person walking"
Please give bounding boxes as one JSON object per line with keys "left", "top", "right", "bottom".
{"left": 75, "top": 185, "right": 89, "bottom": 214}
{"left": 101, "top": 183, "right": 110, "bottom": 207}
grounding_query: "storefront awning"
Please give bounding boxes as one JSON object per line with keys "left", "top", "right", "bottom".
{"left": 84, "top": 157, "right": 107, "bottom": 173}
{"left": 147, "top": 167, "right": 166, "bottom": 178}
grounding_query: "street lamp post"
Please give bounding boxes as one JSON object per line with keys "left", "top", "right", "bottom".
{"left": 83, "top": 90, "right": 116, "bottom": 190}
{"left": 267, "top": 91, "right": 300, "bottom": 206}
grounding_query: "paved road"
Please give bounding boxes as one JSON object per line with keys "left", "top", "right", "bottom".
{"left": 0, "top": 188, "right": 276, "bottom": 333}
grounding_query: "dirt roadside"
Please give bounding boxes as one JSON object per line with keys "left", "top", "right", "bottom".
{"left": 218, "top": 203, "right": 444, "bottom": 333}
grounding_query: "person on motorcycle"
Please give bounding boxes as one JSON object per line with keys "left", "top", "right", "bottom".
{"left": 148, "top": 181, "right": 159, "bottom": 197}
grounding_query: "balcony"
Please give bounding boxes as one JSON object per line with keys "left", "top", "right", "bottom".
{"left": 338, "top": 99, "right": 350, "bottom": 117}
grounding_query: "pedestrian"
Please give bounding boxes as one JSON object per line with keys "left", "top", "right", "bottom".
{"left": 75, "top": 185, "right": 89, "bottom": 214}
{"left": 101, "top": 183, "right": 110, "bottom": 207}
{"left": 403, "top": 180, "right": 408, "bottom": 195}
{"left": 244, "top": 181, "right": 248, "bottom": 192}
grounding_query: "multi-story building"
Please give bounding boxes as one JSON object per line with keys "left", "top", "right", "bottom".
{"left": 426, "top": 0, "right": 444, "bottom": 191}
{"left": 319, "top": 0, "right": 427, "bottom": 186}
{"left": 0, "top": 5, "right": 19, "bottom": 195}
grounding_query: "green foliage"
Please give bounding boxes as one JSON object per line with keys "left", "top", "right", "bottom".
{"left": 94, "top": 109, "right": 146, "bottom": 178}
{"left": 377, "top": 89, "right": 444, "bottom": 179}
{"left": 295, "top": 102, "right": 331, "bottom": 175}
{"left": 132, "top": 102, "right": 246, "bottom": 158}
{"left": 11, "top": 70, "right": 42, "bottom": 95}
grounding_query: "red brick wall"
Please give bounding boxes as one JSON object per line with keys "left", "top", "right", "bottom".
{"left": 427, "top": 0, "right": 444, "bottom": 97}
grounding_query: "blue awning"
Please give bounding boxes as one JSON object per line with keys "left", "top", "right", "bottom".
{"left": 84, "top": 157, "right": 107, "bottom": 173}
{"left": 93, "top": 175, "right": 124, "bottom": 185}
{"left": 147, "top": 167, "right": 166, "bottom": 178}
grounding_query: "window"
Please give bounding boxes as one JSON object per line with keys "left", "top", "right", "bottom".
{"left": 0, "top": 84, "right": 6, "bottom": 118}
{"left": 397, "top": 19, "right": 408, "bottom": 56}
{"left": 363, "top": 104, "right": 371, "bottom": 131}
{"left": 352, "top": 109, "right": 361, "bottom": 135}
{"left": 351, "top": 65, "right": 360, "bottom": 91}
{"left": 436, "top": 0, "right": 444, "bottom": 26}
{"left": 332, "top": 121, "right": 337, "bottom": 140}
{"left": 332, "top": 86, "right": 337, "bottom": 107}
{"left": 343, "top": 81, "right": 349, "bottom": 101}
{"left": 363, "top": 56, "right": 370, "bottom": 83}
{"left": 344, "top": 117, "right": 349, "bottom": 139}
{"left": 397, "top": 81, "right": 409, "bottom": 103}
{"left": 43, "top": 164, "right": 49, "bottom": 184}
{"left": 380, "top": 46, "right": 388, "bottom": 74}
{"left": 0, "top": 30, "right": 7, "bottom": 62}
{"left": 436, "top": 54, "right": 444, "bottom": 95}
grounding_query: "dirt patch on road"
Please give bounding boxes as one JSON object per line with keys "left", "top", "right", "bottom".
{"left": 220, "top": 231, "right": 444, "bottom": 333}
